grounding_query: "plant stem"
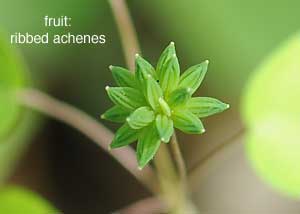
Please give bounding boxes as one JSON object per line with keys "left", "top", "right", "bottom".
{"left": 109, "top": 0, "right": 140, "bottom": 71}
{"left": 170, "top": 133, "right": 187, "bottom": 186}
{"left": 154, "top": 144, "right": 197, "bottom": 214}
{"left": 17, "top": 88, "right": 158, "bottom": 193}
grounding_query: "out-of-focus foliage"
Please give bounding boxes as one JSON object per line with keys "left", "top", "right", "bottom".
{"left": 0, "top": 32, "right": 38, "bottom": 184}
{"left": 0, "top": 33, "right": 27, "bottom": 138}
{"left": 242, "top": 33, "right": 300, "bottom": 197}
{"left": 134, "top": 0, "right": 300, "bottom": 99}
{"left": 0, "top": 1, "right": 120, "bottom": 117}
{"left": 0, "top": 186, "right": 57, "bottom": 213}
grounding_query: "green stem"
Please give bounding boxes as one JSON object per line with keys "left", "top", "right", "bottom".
{"left": 170, "top": 133, "right": 187, "bottom": 186}
{"left": 154, "top": 143, "right": 197, "bottom": 214}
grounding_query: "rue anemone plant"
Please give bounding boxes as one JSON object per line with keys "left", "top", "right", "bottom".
{"left": 102, "top": 42, "right": 229, "bottom": 169}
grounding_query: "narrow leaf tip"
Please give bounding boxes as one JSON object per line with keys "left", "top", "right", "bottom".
{"left": 161, "top": 137, "right": 167, "bottom": 142}
{"left": 105, "top": 86, "right": 110, "bottom": 91}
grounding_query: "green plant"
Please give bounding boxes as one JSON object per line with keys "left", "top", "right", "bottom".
{"left": 0, "top": 186, "right": 57, "bottom": 214}
{"left": 102, "top": 42, "right": 229, "bottom": 169}
{"left": 242, "top": 33, "right": 300, "bottom": 197}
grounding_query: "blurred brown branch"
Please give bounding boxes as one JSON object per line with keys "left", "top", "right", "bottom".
{"left": 109, "top": 0, "right": 140, "bottom": 71}
{"left": 188, "top": 128, "right": 245, "bottom": 178}
{"left": 17, "top": 88, "right": 158, "bottom": 193}
{"left": 115, "top": 197, "right": 167, "bottom": 214}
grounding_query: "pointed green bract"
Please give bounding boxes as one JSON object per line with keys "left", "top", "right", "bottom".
{"left": 178, "top": 61, "right": 208, "bottom": 94}
{"left": 172, "top": 110, "right": 205, "bottom": 134}
{"left": 156, "top": 114, "right": 173, "bottom": 143}
{"left": 146, "top": 77, "right": 163, "bottom": 110}
{"left": 167, "top": 88, "right": 191, "bottom": 108}
{"left": 101, "top": 105, "right": 130, "bottom": 123}
{"left": 156, "top": 42, "right": 176, "bottom": 77}
{"left": 187, "top": 97, "right": 229, "bottom": 118}
{"left": 136, "top": 55, "right": 156, "bottom": 84}
{"left": 159, "top": 53, "right": 180, "bottom": 95}
{"left": 127, "top": 107, "right": 155, "bottom": 129}
{"left": 106, "top": 86, "right": 146, "bottom": 111}
{"left": 158, "top": 97, "right": 171, "bottom": 116}
{"left": 137, "top": 125, "right": 161, "bottom": 169}
{"left": 110, "top": 66, "right": 136, "bottom": 88}
{"left": 110, "top": 123, "right": 139, "bottom": 149}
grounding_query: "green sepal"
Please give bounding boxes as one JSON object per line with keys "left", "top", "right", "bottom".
{"left": 156, "top": 42, "right": 176, "bottom": 78}
{"left": 110, "top": 123, "right": 139, "bottom": 149}
{"left": 101, "top": 105, "right": 130, "bottom": 123}
{"left": 137, "top": 124, "right": 161, "bottom": 169}
{"left": 110, "top": 66, "right": 136, "bottom": 88}
{"left": 106, "top": 86, "right": 146, "bottom": 111}
{"left": 167, "top": 88, "right": 191, "bottom": 108}
{"left": 159, "top": 52, "right": 180, "bottom": 95}
{"left": 146, "top": 77, "right": 163, "bottom": 110}
{"left": 155, "top": 114, "right": 174, "bottom": 143}
{"left": 172, "top": 110, "right": 205, "bottom": 134}
{"left": 135, "top": 55, "right": 156, "bottom": 84}
{"left": 187, "top": 97, "right": 229, "bottom": 118}
{"left": 127, "top": 106, "right": 155, "bottom": 129}
{"left": 178, "top": 61, "right": 209, "bottom": 94}
{"left": 158, "top": 97, "right": 171, "bottom": 116}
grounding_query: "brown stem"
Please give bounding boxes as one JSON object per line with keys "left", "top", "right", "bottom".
{"left": 17, "top": 88, "right": 158, "bottom": 193}
{"left": 109, "top": 0, "right": 141, "bottom": 71}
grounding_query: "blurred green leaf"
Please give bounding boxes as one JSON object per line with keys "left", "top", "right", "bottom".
{"left": 0, "top": 186, "right": 57, "bottom": 213}
{"left": 0, "top": 32, "right": 37, "bottom": 184}
{"left": 242, "top": 33, "right": 300, "bottom": 197}
{"left": 0, "top": 33, "right": 27, "bottom": 139}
